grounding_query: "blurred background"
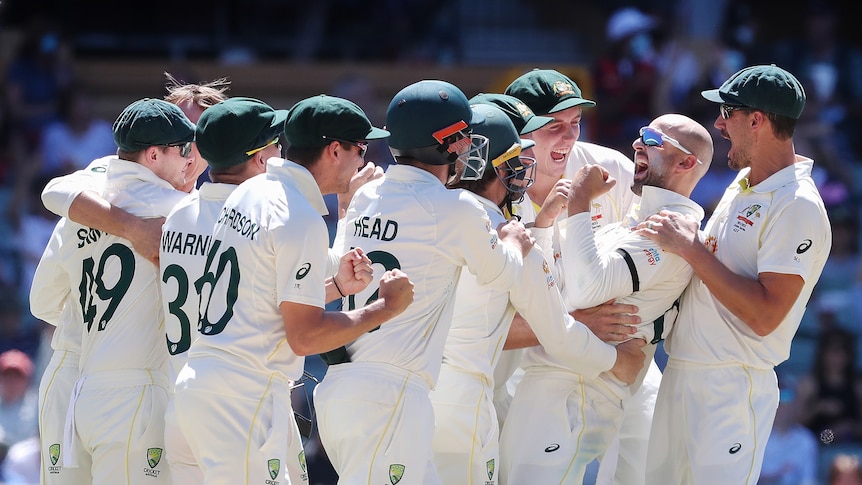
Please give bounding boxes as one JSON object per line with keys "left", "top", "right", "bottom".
{"left": 2, "top": 0, "right": 862, "bottom": 483}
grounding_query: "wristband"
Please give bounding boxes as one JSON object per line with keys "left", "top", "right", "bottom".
{"left": 332, "top": 276, "right": 346, "bottom": 298}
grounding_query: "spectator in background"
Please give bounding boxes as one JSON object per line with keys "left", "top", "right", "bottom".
{"left": 829, "top": 454, "right": 862, "bottom": 485}
{"left": 592, "top": 6, "right": 661, "bottom": 155}
{"left": 807, "top": 204, "right": 861, "bottom": 331}
{"left": 4, "top": 18, "right": 74, "bottom": 204}
{"left": 0, "top": 291, "right": 41, "bottom": 361}
{"left": 1, "top": 433, "right": 40, "bottom": 485}
{"left": 0, "top": 350, "right": 38, "bottom": 453}
{"left": 758, "top": 375, "right": 819, "bottom": 485}
{"left": 796, "top": 327, "right": 862, "bottom": 445}
{"left": 39, "top": 82, "right": 116, "bottom": 177}
{"left": 0, "top": 88, "right": 14, "bottom": 186}
{"left": 14, "top": 173, "right": 60, "bottom": 320}
{"left": 4, "top": 18, "right": 73, "bottom": 153}
{"left": 769, "top": 2, "right": 862, "bottom": 204}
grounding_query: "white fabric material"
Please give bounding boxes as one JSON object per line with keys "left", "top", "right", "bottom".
{"left": 40, "top": 156, "right": 111, "bottom": 219}
{"left": 666, "top": 158, "right": 831, "bottom": 367}
{"left": 186, "top": 158, "right": 327, "bottom": 382}
{"left": 647, "top": 158, "right": 831, "bottom": 484}
{"left": 494, "top": 142, "right": 637, "bottom": 425}
{"left": 334, "top": 165, "right": 523, "bottom": 388}
{"left": 159, "top": 181, "right": 238, "bottom": 485}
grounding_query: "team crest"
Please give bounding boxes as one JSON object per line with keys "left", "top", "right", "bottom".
{"left": 590, "top": 202, "right": 604, "bottom": 230}
{"left": 744, "top": 204, "right": 761, "bottom": 217}
{"left": 147, "top": 448, "right": 162, "bottom": 468}
{"left": 268, "top": 458, "right": 281, "bottom": 480}
{"left": 486, "top": 458, "right": 495, "bottom": 479}
{"left": 736, "top": 204, "right": 761, "bottom": 227}
{"left": 514, "top": 102, "right": 533, "bottom": 117}
{"left": 552, "top": 80, "right": 575, "bottom": 97}
{"left": 389, "top": 464, "right": 405, "bottom": 484}
{"left": 542, "top": 259, "right": 556, "bottom": 288}
{"left": 704, "top": 235, "right": 718, "bottom": 253}
{"left": 49, "top": 443, "right": 60, "bottom": 466}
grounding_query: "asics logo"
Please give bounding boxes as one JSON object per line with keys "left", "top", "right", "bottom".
{"left": 729, "top": 443, "right": 742, "bottom": 454}
{"left": 797, "top": 239, "right": 812, "bottom": 254}
{"left": 544, "top": 444, "right": 560, "bottom": 453}
{"left": 296, "top": 263, "right": 311, "bottom": 280}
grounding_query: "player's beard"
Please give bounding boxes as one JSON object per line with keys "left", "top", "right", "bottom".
{"left": 631, "top": 161, "right": 668, "bottom": 196}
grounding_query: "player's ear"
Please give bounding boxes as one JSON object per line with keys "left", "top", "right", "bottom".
{"left": 142, "top": 146, "right": 160, "bottom": 167}
{"left": 681, "top": 154, "right": 699, "bottom": 170}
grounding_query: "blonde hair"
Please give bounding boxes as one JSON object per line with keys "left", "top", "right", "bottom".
{"left": 163, "top": 72, "right": 230, "bottom": 110}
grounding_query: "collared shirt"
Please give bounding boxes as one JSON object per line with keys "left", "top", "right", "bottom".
{"left": 666, "top": 157, "right": 831, "bottom": 367}
{"left": 523, "top": 186, "right": 703, "bottom": 398}
{"left": 334, "top": 164, "right": 524, "bottom": 388}
{"left": 187, "top": 158, "right": 328, "bottom": 382}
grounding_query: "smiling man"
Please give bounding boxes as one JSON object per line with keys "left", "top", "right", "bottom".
{"left": 499, "top": 113, "right": 713, "bottom": 484}
{"left": 499, "top": 68, "right": 658, "bottom": 485}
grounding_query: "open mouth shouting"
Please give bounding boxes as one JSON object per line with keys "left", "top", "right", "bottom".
{"left": 634, "top": 156, "right": 649, "bottom": 182}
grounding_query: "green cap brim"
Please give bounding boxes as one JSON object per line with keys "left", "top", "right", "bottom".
{"left": 366, "top": 126, "right": 391, "bottom": 140}
{"left": 273, "top": 109, "right": 290, "bottom": 130}
{"left": 548, "top": 97, "right": 596, "bottom": 114}
{"left": 701, "top": 89, "right": 730, "bottom": 104}
{"left": 520, "top": 114, "right": 554, "bottom": 134}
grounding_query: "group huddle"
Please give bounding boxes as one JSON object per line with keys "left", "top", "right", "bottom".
{"left": 30, "top": 63, "right": 830, "bottom": 485}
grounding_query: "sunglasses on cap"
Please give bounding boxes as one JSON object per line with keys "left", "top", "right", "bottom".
{"left": 322, "top": 136, "right": 368, "bottom": 158}
{"left": 719, "top": 103, "right": 752, "bottom": 120}
{"left": 165, "top": 141, "right": 193, "bottom": 158}
{"left": 638, "top": 127, "right": 702, "bottom": 165}
{"left": 245, "top": 138, "right": 281, "bottom": 156}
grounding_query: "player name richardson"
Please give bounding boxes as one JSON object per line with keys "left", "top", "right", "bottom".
{"left": 216, "top": 206, "right": 261, "bottom": 240}
{"left": 160, "top": 230, "right": 212, "bottom": 256}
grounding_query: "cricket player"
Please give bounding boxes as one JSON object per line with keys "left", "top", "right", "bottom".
{"left": 32, "top": 98, "right": 197, "bottom": 484}
{"left": 313, "top": 80, "right": 534, "bottom": 485}
{"left": 430, "top": 102, "right": 647, "bottom": 484}
{"left": 500, "top": 114, "right": 713, "bottom": 484}
{"left": 31, "top": 218, "right": 91, "bottom": 485}
{"left": 38, "top": 74, "right": 228, "bottom": 266}
{"left": 641, "top": 65, "right": 831, "bottom": 485}
{"left": 501, "top": 68, "right": 663, "bottom": 484}
{"left": 158, "top": 97, "right": 287, "bottom": 484}
{"left": 173, "top": 94, "right": 413, "bottom": 485}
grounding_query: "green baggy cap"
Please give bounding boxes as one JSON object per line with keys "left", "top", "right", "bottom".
{"left": 196, "top": 97, "right": 289, "bottom": 170}
{"left": 701, "top": 64, "right": 806, "bottom": 119}
{"left": 112, "top": 98, "right": 195, "bottom": 152}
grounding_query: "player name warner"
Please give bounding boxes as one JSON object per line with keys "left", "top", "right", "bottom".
{"left": 161, "top": 230, "right": 212, "bottom": 256}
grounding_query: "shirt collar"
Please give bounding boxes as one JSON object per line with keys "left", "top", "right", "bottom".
{"left": 736, "top": 156, "right": 815, "bottom": 194}
{"left": 267, "top": 157, "right": 329, "bottom": 216}
{"left": 628, "top": 185, "right": 704, "bottom": 225}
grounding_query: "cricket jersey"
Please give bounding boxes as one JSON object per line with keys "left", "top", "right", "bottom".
{"left": 335, "top": 164, "right": 524, "bottom": 388}
{"left": 666, "top": 157, "right": 831, "bottom": 367}
{"left": 187, "top": 158, "right": 329, "bottom": 382}
{"left": 159, "top": 182, "right": 237, "bottom": 390}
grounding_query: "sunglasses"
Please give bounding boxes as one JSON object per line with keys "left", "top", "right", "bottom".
{"left": 719, "top": 103, "right": 751, "bottom": 120}
{"left": 638, "top": 127, "right": 702, "bottom": 164}
{"left": 166, "top": 141, "right": 193, "bottom": 158}
{"left": 245, "top": 138, "right": 280, "bottom": 156}
{"left": 322, "top": 136, "right": 368, "bottom": 158}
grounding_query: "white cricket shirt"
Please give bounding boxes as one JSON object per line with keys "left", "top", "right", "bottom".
{"left": 666, "top": 157, "right": 831, "bottom": 367}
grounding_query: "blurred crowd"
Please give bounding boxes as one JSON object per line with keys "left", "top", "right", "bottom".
{"left": 1, "top": 1, "right": 862, "bottom": 483}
